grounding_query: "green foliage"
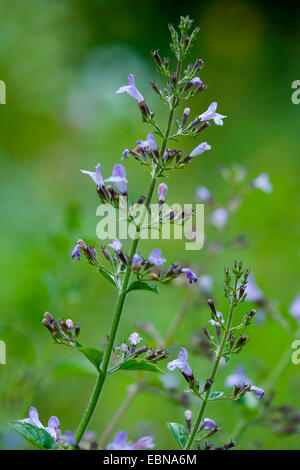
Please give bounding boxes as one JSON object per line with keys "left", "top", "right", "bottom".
{"left": 112, "top": 358, "right": 164, "bottom": 374}
{"left": 126, "top": 281, "right": 159, "bottom": 294}
{"left": 167, "top": 422, "right": 188, "bottom": 449}
{"left": 9, "top": 421, "right": 56, "bottom": 450}
{"left": 77, "top": 347, "right": 104, "bottom": 371}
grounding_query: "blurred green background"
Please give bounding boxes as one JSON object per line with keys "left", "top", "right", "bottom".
{"left": 0, "top": 0, "right": 300, "bottom": 450}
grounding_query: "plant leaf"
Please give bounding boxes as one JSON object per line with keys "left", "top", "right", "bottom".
{"left": 167, "top": 422, "right": 188, "bottom": 449}
{"left": 126, "top": 281, "right": 159, "bottom": 294}
{"left": 209, "top": 391, "right": 224, "bottom": 399}
{"left": 9, "top": 421, "right": 56, "bottom": 450}
{"left": 98, "top": 268, "right": 118, "bottom": 288}
{"left": 113, "top": 358, "right": 164, "bottom": 374}
{"left": 77, "top": 347, "right": 104, "bottom": 371}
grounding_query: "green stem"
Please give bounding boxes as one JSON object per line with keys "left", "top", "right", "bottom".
{"left": 185, "top": 282, "right": 237, "bottom": 450}
{"left": 74, "top": 57, "right": 182, "bottom": 445}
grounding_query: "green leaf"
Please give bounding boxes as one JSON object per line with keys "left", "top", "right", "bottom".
{"left": 9, "top": 421, "right": 56, "bottom": 450}
{"left": 126, "top": 281, "right": 159, "bottom": 294}
{"left": 167, "top": 422, "right": 188, "bottom": 449}
{"left": 209, "top": 391, "right": 224, "bottom": 399}
{"left": 52, "top": 356, "right": 97, "bottom": 379}
{"left": 77, "top": 347, "right": 104, "bottom": 371}
{"left": 113, "top": 358, "right": 164, "bottom": 374}
{"left": 98, "top": 268, "right": 118, "bottom": 288}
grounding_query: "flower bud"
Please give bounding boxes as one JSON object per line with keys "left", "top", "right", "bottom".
{"left": 181, "top": 107, "right": 190, "bottom": 127}
{"left": 151, "top": 50, "right": 162, "bottom": 67}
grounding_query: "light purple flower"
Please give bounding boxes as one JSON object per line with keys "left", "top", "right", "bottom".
{"left": 115, "top": 74, "right": 144, "bottom": 102}
{"left": 225, "top": 365, "right": 251, "bottom": 388}
{"left": 167, "top": 347, "right": 193, "bottom": 376}
{"left": 61, "top": 430, "right": 76, "bottom": 446}
{"left": 132, "top": 253, "right": 141, "bottom": 267}
{"left": 109, "top": 238, "right": 122, "bottom": 253}
{"left": 80, "top": 163, "right": 104, "bottom": 186}
{"left": 132, "top": 436, "right": 155, "bottom": 450}
{"left": 182, "top": 268, "right": 198, "bottom": 283}
{"left": 122, "top": 149, "right": 130, "bottom": 159}
{"left": 210, "top": 207, "right": 228, "bottom": 229}
{"left": 198, "top": 275, "right": 213, "bottom": 294}
{"left": 128, "top": 332, "right": 143, "bottom": 346}
{"left": 158, "top": 183, "right": 168, "bottom": 202}
{"left": 196, "top": 185, "right": 212, "bottom": 202}
{"left": 250, "top": 385, "right": 264, "bottom": 399}
{"left": 209, "top": 311, "right": 224, "bottom": 327}
{"left": 71, "top": 243, "right": 81, "bottom": 261}
{"left": 191, "top": 77, "right": 202, "bottom": 86}
{"left": 105, "top": 164, "right": 127, "bottom": 194}
{"left": 65, "top": 319, "right": 73, "bottom": 329}
{"left": 189, "top": 142, "right": 211, "bottom": 158}
{"left": 289, "top": 293, "right": 300, "bottom": 323}
{"left": 202, "top": 418, "right": 216, "bottom": 429}
{"left": 245, "top": 274, "right": 264, "bottom": 303}
{"left": 106, "top": 431, "right": 154, "bottom": 450}
{"left": 199, "top": 102, "right": 227, "bottom": 126}
{"left": 106, "top": 431, "right": 132, "bottom": 450}
{"left": 20, "top": 407, "right": 61, "bottom": 441}
{"left": 252, "top": 173, "right": 273, "bottom": 194}
{"left": 136, "top": 134, "right": 158, "bottom": 152}
{"left": 148, "top": 248, "right": 166, "bottom": 266}
{"left": 184, "top": 409, "right": 192, "bottom": 421}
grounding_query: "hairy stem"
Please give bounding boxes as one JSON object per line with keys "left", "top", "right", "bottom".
{"left": 185, "top": 281, "right": 237, "bottom": 450}
{"left": 74, "top": 58, "right": 182, "bottom": 445}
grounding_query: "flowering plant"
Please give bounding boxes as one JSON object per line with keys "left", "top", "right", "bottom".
{"left": 9, "top": 15, "right": 284, "bottom": 451}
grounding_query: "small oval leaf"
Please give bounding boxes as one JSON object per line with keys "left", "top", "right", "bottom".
{"left": 127, "top": 281, "right": 159, "bottom": 294}
{"left": 77, "top": 347, "right": 104, "bottom": 371}
{"left": 114, "top": 358, "right": 163, "bottom": 374}
{"left": 167, "top": 422, "right": 188, "bottom": 449}
{"left": 9, "top": 421, "right": 56, "bottom": 450}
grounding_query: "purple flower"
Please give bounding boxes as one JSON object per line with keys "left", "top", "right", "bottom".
{"left": 109, "top": 239, "right": 122, "bottom": 253}
{"left": 196, "top": 185, "right": 212, "bottom": 202}
{"left": 71, "top": 243, "right": 81, "bottom": 261}
{"left": 182, "top": 268, "right": 198, "bottom": 283}
{"left": 289, "top": 293, "right": 300, "bottom": 323}
{"left": 122, "top": 149, "right": 130, "bottom": 159}
{"left": 202, "top": 418, "right": 216, "bottom": 429}
{"left": 245, "top": 274, "right": 264, "bottom": 303}
{"left": 200, "top": 102, "right": 227, "bottom": 126}
{"left": 225, "top": 365, "right": 251, "bottom": 388}
{"left": 209, "top": 311, "right": 224, "bottom": 327}
{"left": 106, "top": 431, "right": 154, "bottom": 450}
{"left": 61, "top": 430, "right": 76, "bottom": 446}
{"left": 115, "top": 74, "right": 144, "bottom": 102}
{"left": 189, "top": 142, "right": 211, "bottom": 158}
{"left": 136, "top": 134, "right": 158, "bottom": 152}
{"left": 250, "top": 385, "right": 264, "bottom": 399}
{"left": 158, "top": 183, "right": 168, "bottom": 202}
{"left": 184, "top": 409, "right": 192, "bottom": 421}
{"left": 252, "top": 173, "right": 273, "bottom": 194}
{"left": 105, "top": 164, "right": 127, "bottom": 194}
{"left": 148, "top": 248, "right": 166, "bottom": 266}
{"left": 210, "top": 207, "right": 228, "bottom": 229}
{"left": 132, "top": 253, "right": 141, "bottom": 268}
{"left": 132, "top": 436, "right": 155, "bottom": 450}
{"left": 20, "top": 407, "right": 61, "bottom": 441}
{"left": 190, "top": 77, "right": 202, "bottom": 86}
{"left": 167, "top": 347, "right": 193, "bottom": 376}
{"left": 80, "top": 163, "right": 104, "bottom": 186}
{"left": 128, "top": 332, "right": 143, "bottom": 346}
{"left": 106, "top": 431, "right": 132, "bottom": 450}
